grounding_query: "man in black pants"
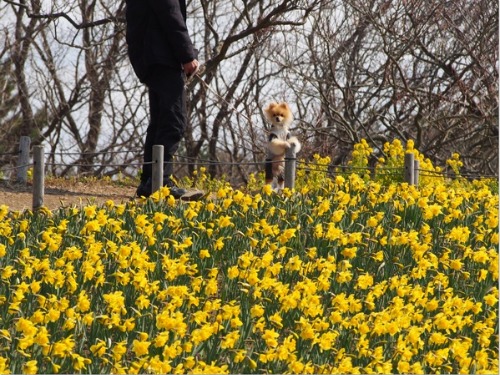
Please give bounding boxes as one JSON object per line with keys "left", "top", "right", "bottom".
{"left": 125, "top": 0, "right": 199, "bottom": 198}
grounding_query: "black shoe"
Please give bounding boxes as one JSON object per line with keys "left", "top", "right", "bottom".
{"left": 136, "top": 177, "right": 186, "bottom": 199}
{"left": 136, "top": 179, "right": 152, "bottom": 198}
{"left": 163, "top": 177, "right": 187, "bottom": 199}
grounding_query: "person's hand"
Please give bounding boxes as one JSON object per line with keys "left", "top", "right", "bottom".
{"left": 183, "top": 59, "right": 199, "bottom": 78}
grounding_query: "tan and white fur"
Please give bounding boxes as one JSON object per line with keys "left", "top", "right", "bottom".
{"left": 263, "top": 102, "right": 301, "bottom": 190}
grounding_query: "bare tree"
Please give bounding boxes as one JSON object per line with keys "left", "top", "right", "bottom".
{"left": 287, "top": 0, "right": 498, "bottom": 175}
{"left": 0, "top": 0, "right": 497, "bottom": 184}
{"left": 1, "top": 0, "right": 325, "bottom": 183}
{"left": 183, "top": 0, "right": 322, "bottom": 182}
{"left": 0, "top": 0, "right": 43, "bottom": 157}
{"left": 0, "top": 0, "right": 147, "bottom": 178}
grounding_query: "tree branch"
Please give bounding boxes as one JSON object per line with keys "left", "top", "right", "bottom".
{"left": 3, "top": 0, "right": 124, "bottom": 29}
{"left": 28, "top": 12, "right": 124, "bottom": 29}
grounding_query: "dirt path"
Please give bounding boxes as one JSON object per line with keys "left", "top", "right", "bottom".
{"left": 0, "top": 180, "right": 137, "bottom": 212}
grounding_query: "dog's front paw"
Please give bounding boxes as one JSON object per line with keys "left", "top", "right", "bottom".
{"left": 288, "top": 137, "right": 302, "bottom": 153}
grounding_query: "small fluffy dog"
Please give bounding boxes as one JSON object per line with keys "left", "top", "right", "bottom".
{"left": 263, "top": 102, "right": 301, "bottom": 190}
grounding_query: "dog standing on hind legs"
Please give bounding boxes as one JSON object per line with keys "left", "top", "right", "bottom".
{"left": 263, "top": 102, "right": 302, "bottom": 190}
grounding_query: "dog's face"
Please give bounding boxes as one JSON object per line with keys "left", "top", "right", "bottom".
{"left": 264, "top": 102, "right": 293, "bottom": 128}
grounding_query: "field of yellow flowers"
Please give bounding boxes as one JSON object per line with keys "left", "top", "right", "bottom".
{"left": 0, "top": 139, "right": 498, "bottom": 374}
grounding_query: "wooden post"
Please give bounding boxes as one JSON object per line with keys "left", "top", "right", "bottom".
{"left": 404, "top": 153, "right": 415, "bottom": 185}
{"left": 17, "top": 136, "right": 31, "bottom": 184}
{"left": 413, "top": 159, "right": 420, "bottom": 186}
{"left": 32, "top": 145, "right": 45, "bottom": 210}
{"left": 285, "top": 144, "right": 297, "bottom": 189}
{"left": 152, "top": 145, "right": 164, "bottom": 194}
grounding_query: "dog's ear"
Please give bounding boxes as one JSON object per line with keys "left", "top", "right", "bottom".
{"left": 266, "top": 102, "right": 277, "bottom": 111}
{"left": 279, "top": 102, "right": 290, "bottom": 111}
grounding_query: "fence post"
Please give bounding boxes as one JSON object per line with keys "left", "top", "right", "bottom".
{"left": 33, "top": 145, "right": 45, "bottom": 210}
{"left": 413, "top": 159, "right": 420, "bottom": 186}
{"left": 404, "top": 153, "right": 415, "bottom": 185}
{"left": 17, "top": 136, "right": 31, "bottom": 184}
{"left": 285, "top": 144, "right": 297, "bottom": 189}
{"left": 152, "top": 145, "right": 164, "bottom": 194}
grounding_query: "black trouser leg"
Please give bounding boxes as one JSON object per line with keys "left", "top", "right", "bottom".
{"left": 141, "top": 65, "right": 186, "bottom": 182}
{"left": 265, "top": 158, "right": 274, "bottom": 184}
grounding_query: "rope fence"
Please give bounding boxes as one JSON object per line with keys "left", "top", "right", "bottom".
{"left": 45, "top": 162, "right": 146, "bottom": 168}
{"left": 0, "top": 136, "right": 497, "bottom": 210}
{"left": 45, "top": 149, "right": 143, "bottom": 156}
